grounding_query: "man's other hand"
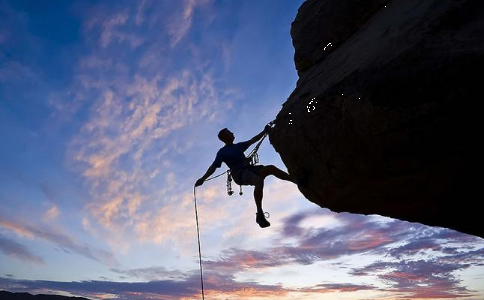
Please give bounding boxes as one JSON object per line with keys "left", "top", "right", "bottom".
{"left": 195, "top": 178, "right": 204, "bottom": 187}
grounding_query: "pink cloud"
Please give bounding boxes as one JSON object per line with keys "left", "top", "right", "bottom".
{"left": 0, "top": 235, "right": 44, "bottom": 264}
{"left": 43, "top": 205, "right": 60, "bottom": 221}
{"left": 0, "top": 216, "right": 118, "bottom": 267}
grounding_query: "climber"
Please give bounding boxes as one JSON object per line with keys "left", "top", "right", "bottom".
{"left": 195, "top": 125, "right": 296, "bottom": 228}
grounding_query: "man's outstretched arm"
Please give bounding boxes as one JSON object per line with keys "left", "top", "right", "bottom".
{"left": 195, "top": 164, "right": 218, "bottom": 187}
{"left": 247, "top": 125, "right": 271, "bottom": 146}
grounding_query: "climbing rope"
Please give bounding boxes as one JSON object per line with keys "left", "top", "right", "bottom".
{"left": 193, "top": 186, "right": 205, "bottom": 300}
{"left": 192, "top": 179, "right": 245, "bottom": 300}
{"left": 247, "top": 131, "right": 268, "bottom": 166}
{"left": 248, "top": 120, "right": 275, "bottom": 162}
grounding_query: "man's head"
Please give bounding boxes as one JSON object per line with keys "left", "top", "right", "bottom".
{"left": 218, "top": 128, "right": 235, "bottom": 144}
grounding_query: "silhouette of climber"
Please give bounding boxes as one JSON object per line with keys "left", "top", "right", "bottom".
{"left": 195, "top": 125, "right": 295, "bottom": 228}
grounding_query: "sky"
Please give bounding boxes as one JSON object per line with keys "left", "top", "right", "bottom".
{"left": 1, "top": 0, "right": 484, "bottom": 299}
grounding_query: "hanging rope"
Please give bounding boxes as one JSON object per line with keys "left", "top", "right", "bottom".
{"left": 193, "top": 186, "right": 205, "bottom": 300}
{"left": 192, "top": 171, "right": 228, "bottom": 300}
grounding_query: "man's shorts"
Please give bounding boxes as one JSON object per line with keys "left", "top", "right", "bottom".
{"left": 231, "top": 165, "right": 265, "bottom": 186}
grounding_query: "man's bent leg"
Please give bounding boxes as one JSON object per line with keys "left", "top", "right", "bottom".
{"left": 259, "top": 165, "right": 295, "bottom": 182}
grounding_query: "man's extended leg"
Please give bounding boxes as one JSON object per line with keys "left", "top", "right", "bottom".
{"left": 254, "top": 179, "right": 264, "bottom": 214}
{"left": 253, "top": 176, "right": 270, "bottom": 228}
{"left": 247, "top": 165, "right": 295, "bottom": 228}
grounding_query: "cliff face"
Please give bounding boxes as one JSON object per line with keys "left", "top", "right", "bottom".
{"left": 271, "top": 0, "right": 483, "bottom": 238}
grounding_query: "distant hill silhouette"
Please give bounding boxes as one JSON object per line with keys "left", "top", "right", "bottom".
{"left": 0, "top": 291, "right": 90, "bottom": 300}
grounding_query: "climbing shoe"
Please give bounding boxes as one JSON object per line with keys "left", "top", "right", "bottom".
{"left": 256, "top": 212, "right": 271, "bottom": 228}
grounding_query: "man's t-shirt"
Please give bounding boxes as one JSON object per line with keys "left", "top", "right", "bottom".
{"left": 212, "top": 141, "right": 251, "bottom": 171}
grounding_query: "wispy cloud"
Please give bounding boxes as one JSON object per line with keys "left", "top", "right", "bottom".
{"left": 43, "top": 205, "right": 60, "bottom": 221}
{"left": 0, "top": 274, "right": 284, "bottom": 300}
{"left": 0, "top": 272, "right": 372, "bottom": 300}
{"left": 354, "top": 260, "right": 474, "bottom": 299}
{"left": 202, "top": 209, "right": 484, "bottom": 299}
{"left": 55, "top": 1, "right": 229, "bottom": 253}
{"left": 165, "top": 0, "right": 210, "bottom": 48}
{"left": 297, "top": 282, "right": 374, "bottom": 293}
{"left": 0, "top": 216, "right": 118, "bottom": 267}
{"left": 69, "top": 69, "right": 225, "bottom": 241}
{"left": 83, "top": 6, "right": 143, "bottom": 49}
{"left": 134, "top": 0, "right": 149, "bottom": 26}
{"left": 2, "top": 207, "right": 483, "bottom": 299}
{"left": 111, "top": 266, "right": 187, "bottom": 282}
{"left": 0, "top": 235, "right": 44, "bottom": 264}
{"left": 0, "top": 60, "right": 36, "bottom": 84}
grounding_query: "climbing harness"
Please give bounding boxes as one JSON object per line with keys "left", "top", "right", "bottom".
{"left": 192, "top": 120, "right": 275, "bottom": 300}
{"left": 225, "top": 120, "right": 275, "bottom": 196}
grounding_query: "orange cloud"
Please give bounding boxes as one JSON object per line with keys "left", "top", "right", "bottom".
{"left": 0, "top": 220, "right": 35, "bottom": 239}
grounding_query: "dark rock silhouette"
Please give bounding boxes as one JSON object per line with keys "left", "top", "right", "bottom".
{"left": 271, "top": 0, "right": 483, "bottom": 238}
{"left": 0, "top": 291, "right": 89, "bottom": 300}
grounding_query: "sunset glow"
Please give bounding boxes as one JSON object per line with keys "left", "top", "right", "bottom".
{"left": 1, "top": 1, "right": 483, "bottom": 299}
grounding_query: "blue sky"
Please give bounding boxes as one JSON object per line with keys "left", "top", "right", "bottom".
{"left": 1, "top": 1, "right": 484, "bottom": 299}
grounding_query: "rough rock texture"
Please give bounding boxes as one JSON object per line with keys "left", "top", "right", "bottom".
{"left": 271, "top": 0, "right": 483, "bottom": 238}
{"left": 292, "top": 0, "right": 391, "bottom": 73}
